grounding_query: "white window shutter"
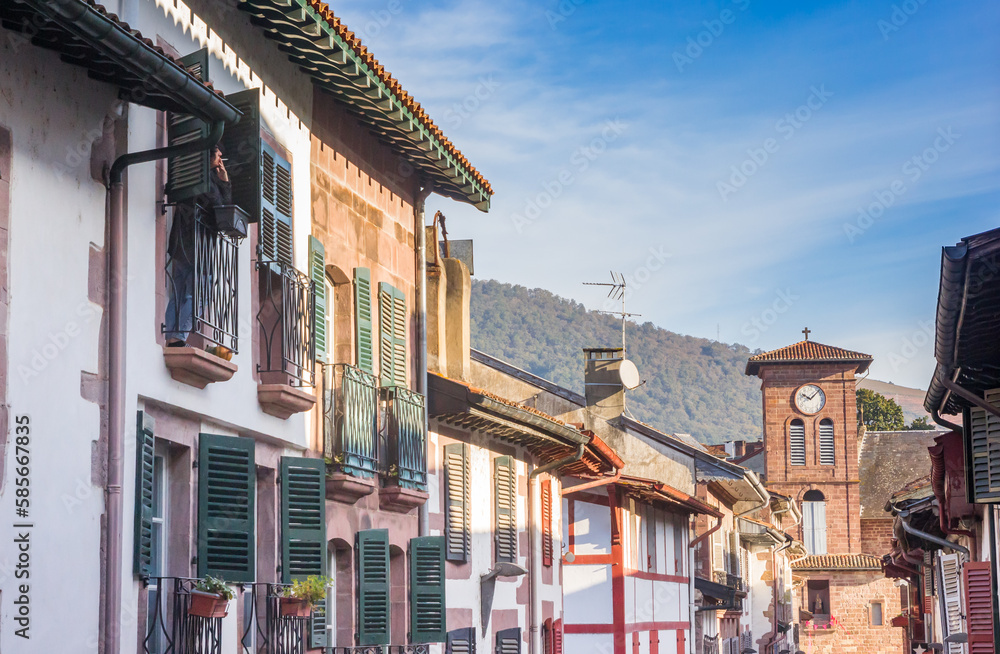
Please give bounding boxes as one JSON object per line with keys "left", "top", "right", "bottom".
{"left": 937, "top": 552, "right": 965, "bottom": 654}
{"left": 813, "top": 502, "right": 827, "bottom": 555}
{"left": 802, "top": 503, "right": 814, "bottom": 554}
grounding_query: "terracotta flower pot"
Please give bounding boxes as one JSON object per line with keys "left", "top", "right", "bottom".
{"left": 279, "top": 597, "right": 312, "bottom": 618}
{"left": 188, "top": 591, "right": 230, "bottom": 618}
{"left": 890, "top": 614, "right": 908, "bottom": 628}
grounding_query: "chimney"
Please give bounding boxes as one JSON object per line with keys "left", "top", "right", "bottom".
{"left": 733, "top": 440, "right": 746, "bottom": 458}
{"left": 583, "top": 347, "right": 626, "bottom": 420}
{"left": 444, "top": 258, "right": 471, "bottom": 381}
{"left": 425, "top": 225, "right": 448, "bottom": 376}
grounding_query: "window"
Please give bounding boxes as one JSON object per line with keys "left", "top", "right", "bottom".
{"left": 870, "top": 601, "right": 883, "bottom": 626}
{"left": 967, "top": 388, "right": 1000, "bottom": 502}
{"left": 409, "top": 536, "right": 447, "bottom": 643}
{"left": 356, "top": 529, "right": 391, "bottom": 645}
{"left": 497, "top": 628, "right": 522, "bottom": 654}
{"left": 541, "top": 480, "right": 554, "bottom": 567}
{"left": 147, "top": 447, "right": 168, "bottom": 654}
{"left": 444, "top": 443, "right": 471, "bottom": 562}
{"left": 280, "top": 457, "right": 328, "bottom": 648}
{"left": 494, "top": 456, "right": 517, "bottom": 563}
{"left": 309, "top": 236, "right": 328, "bottom": 362}
{"left": 789, "top": 419, "right": 806, "bottom": 466}
{"left": 819, "top": 419, "right": 835, "bottom": 465}
{"left": 447, "top": 628, "right": 476, "bottom": 653}
{"left": 354, "top": 267, "right": 374, "bottom": 372}
{"left": 801, "top": 490, "right": 827, "bottom": 555}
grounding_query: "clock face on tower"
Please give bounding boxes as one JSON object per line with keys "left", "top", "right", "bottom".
{"left": 795, "top": 384, "right": 826, "bottom": 414}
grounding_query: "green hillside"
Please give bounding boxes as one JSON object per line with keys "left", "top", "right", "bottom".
{"left": 470, "top": 279, "right": 764, "bottom": 445}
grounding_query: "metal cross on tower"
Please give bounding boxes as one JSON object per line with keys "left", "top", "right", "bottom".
{"left": 583, "top": 271, "right": 641, "bottom": 354}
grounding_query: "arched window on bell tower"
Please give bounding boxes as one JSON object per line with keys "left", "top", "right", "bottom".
{"left": 819, "top": 418, "right": 835, "bottom": 465}
{"left": 802, "top": 490, "right": 827, "bottom": 555}
{"left": 789, "top": 419, "right": 806, "bottom": 466}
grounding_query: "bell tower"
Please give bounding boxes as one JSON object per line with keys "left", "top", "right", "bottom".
{"left": 745, "top": 334, "right": 873, "bottom": 555}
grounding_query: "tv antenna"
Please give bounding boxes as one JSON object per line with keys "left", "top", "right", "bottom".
{"left": 583, "top": 271, "right": 642, "bottom": 354}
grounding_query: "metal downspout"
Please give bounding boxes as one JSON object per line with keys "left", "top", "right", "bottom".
{"left": 529, "top": 444, "right": 586, "bottom": 654}
{"left": 897, "top": 509, "right": 970, "bottom": 556}
{"left": 105, "top": 120, "right": 225, "bottom": 654}
{"left": 414, "top": 186, "right": 430, "bottom": 538}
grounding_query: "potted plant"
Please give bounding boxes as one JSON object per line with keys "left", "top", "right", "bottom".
{"left": 189, "top": 576, "right": 234, "bottom": 618}
{"left": 279, "top": 576, "right": 330, "bottom": 618}
{"left": 890, "top": 612, "right": 909, "bottom": 628}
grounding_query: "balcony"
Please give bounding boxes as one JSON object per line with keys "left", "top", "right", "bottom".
{"left": 703, "top": 635, "right": 720, "bottom": 654}
{"left": 256, "top": 259, "right": 317, "bottom": 418}
{"left": 162, "top": 210, "right": 240, "bottom": 389}
{"left": 240, "top": 582, "right": 310, "bottom": 654}
{"left": 324, "top": 363, "right": 380, "bottom": 503}
{"left": 714, "top": 570, "right": 745, "bottom": 593}
{"left": 379, "top": 385, "right": 429, "bottom": 512}
{"left": 331, "top": 648, "right": 431, "bottom": 653}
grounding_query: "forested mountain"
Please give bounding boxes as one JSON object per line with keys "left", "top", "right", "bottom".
{"left": 470, "top": 279, "right": 764, "bottom": 445}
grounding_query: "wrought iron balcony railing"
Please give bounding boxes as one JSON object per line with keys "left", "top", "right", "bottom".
{"left": 241, "top": 582, "right": 309, "bottom": 654}
{"left": 330, "top": 647, "right": 431, "bottom": 653}
{"left": 143, "top": 577, "right": 225, "bottom": 654}
{"left": 703, "top": 635, "right": 720, "bottom": 654}
{"left": 324, "top": 363, "right": 380, "bottom": 478}
{"left": 256, "top": 259, "right": 316, "bottom": 386}
{"left": 713, "top": 570, "right": 745, "bottom": 593}
{"left": 164, "top": 209, "right": 240, "bottom": 351}
{"left": 381, "top": 385, "right": 427, "bottom": 491}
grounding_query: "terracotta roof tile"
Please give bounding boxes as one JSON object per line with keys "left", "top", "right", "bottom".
{"left": 745, "top": 340, "right": 873, "bottom": 375}
{"left": 304, "top": 0, "right": 491, "bottom": 195}
{"left": 791, "top": 554, "right": 882, "bottom": 570}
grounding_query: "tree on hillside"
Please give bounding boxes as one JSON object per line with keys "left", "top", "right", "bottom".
{"left": 857, "top": 388, "right": 905, "bottom": 431}
{"left": 904, "top": 416, "right": 935, "bottom": 430}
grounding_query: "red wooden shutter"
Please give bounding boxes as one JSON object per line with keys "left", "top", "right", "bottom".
{"left": 552, "top": 619, "right": 563, "bottom": 654}
{"left": 963, "top": 561, "right": 996, "bottom": 653}
{"left": 541, "top": 480, "right": 553, "bottom": 567}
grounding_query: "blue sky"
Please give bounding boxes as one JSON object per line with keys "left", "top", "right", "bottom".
{"left": 334, "top": 0, "right": 1000, "bottom": 389}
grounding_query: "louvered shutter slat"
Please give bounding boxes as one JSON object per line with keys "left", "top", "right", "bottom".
{"left": 409, "top": 535, "right": 447, "bottom": 643}
{"left": 969, "top": 389, "right": 1000, "bottom": 502}
{"left": 356, "top": 529, "right": 390, "bottom": 645}
{"left": 938, "top": 552, "right": 965, "bottom": 654}
{"left": 309, "top": 236, "right": 327, "bottom": 362}
{"left": 354, "top": 267, "right": 374, "bottom": 373}
{"left": 280, "top": 457, "right": 327, "bottom": 581}
{"left": 198, "top": 434, "right": 255, "bottom": 582}
{"left": 552, "top": 619, "right": 563, "bottom": 654}
{"left": 165, "top": 49, "right": 211, "bottom": 203}
{"left": 445, "top": 443, "right": 471, "bottom": 562}
{"left": 813, "top": 502, "right": 827, "bottom": 555}
{"left": 495, "top": 456, "right": 517, "bottom": 563}
{"left": 789, "top": 421, "right": 805, "bottom": 466}
{"left": 378, "top": 282, "right": 394, "bottom": 386}
{"left": 963, "top": 562, "right": 996, "bottom": 653}
{"left": 496, "top": 627, "right": 521, "bottom": 654}
{"left": 392, "top": 286, "right": 407, "bottom": 386}
{"left": 541, "top": 480, "right": 554, "bottom": 567}
{"left": 133, "top": 411, "right": 155, "bottom": 576}
{"left": 447, "top": 627, "right": 476, "bottom": 654}
{"left": 819, "top": 420, "right": 835, "bottom": 465}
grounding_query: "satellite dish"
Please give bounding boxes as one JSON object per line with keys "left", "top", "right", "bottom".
{"left": 619, "top": 359, "right": 641, "bottom": 389}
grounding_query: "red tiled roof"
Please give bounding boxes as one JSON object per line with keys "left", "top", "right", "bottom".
{"left": 791, "top": 554, "right": 882, "bottom": 570}
{"left": 618, "top": 476, "right": 723, "bottom": 517}
{"left": 303, "top": 1, "right": 491, "bottom": 195}
{"left": 745, "top": 340, "right": 873, "bottom": 375}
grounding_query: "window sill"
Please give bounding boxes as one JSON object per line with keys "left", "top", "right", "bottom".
{"left": 379, "top": 484, "right": 429, "bottom": 514}
{"left": 325, "top": 471, "right": 377, "bottom": 504}
{"left": 257, "top": 383, "right": 316, "bottom": 419}
{"left": 163, "top": 346, "right": 238, "bottom": 389}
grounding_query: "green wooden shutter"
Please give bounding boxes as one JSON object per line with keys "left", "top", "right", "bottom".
{"left": 494, "top": 456, "right": 517, "bottom": 563}
{"left": 409, "top": 535, "right": 446, "bottom": 643}
{"left": 219, "top": 88, "right": 261, "bottom": 223}
{"left": 354, "top": 267, "right": 374, "bottom": 373}
{"left": 391, "top": 286, "right": 407, "bottom": 386}
{"left": 309, "top": 236, "right": 327, "bottom": 362}
{"left": 447, "top": 627, "right": 475, "bottom": 653}
{"left": 445, "top": 443, "right": 471, "bottom": 562}
{"left": 259, "top": 143, "right": 293, "bottom": 265}
{"left": 133, "top": 411, "right": 155, "bottom": 576}
{"left": 356, "top": 529, "right": 390, "bottom": 645}
{"left": 968, "top": 389, "right": 1000, "bottom": 502}
{"left": 280, "top": 456, "right": 328, "bottom": 647}
{"left": 197, "top": 433, "right": 255, "bottom": 582}
{"left": 166, "top": 49, "right": 211, "bottom": 203}
{"left": 496, "top": 627, "right": 521, "bottom": 654}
